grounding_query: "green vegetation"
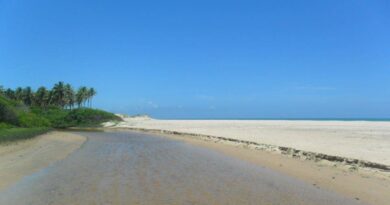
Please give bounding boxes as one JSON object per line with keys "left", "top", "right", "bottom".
{"left": 0, "top": 82, "right": 121, "bottom": 143}
{"left": 65, "top": 108, "right": 121, "bottom": 127}
{"left": 31, "top": 106, "right": 71, "bottom": 128}
{"left": 0, "top": 96, "right": 19, "bottom": 126}
{"left": 1, "top": 82, "right": 96, "bottom": 109}
{"left": 30, "top": 107, "right": 121, "bottom": 128}
{"left": 0, "top": 127, "right": 50, "bottom": 143}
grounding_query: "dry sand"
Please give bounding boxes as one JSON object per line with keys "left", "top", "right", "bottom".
{"left": 0, "top": 131, "right": 86, "bottom": 190}
{"left": 106, "top": 117, "right": 390, "bottom": 166}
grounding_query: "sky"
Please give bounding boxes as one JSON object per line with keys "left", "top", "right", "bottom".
{"left": 1, "top": 0, "right": 389, "bottom": 119}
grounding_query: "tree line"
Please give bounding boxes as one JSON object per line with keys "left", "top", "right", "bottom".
{"left": 0, "top": 82, "right": 96, "bottom": 109}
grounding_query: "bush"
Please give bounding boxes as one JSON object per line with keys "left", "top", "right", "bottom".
{"left": 1, "top": 95, "right": 120, "bottom": 129}
{"left": 0, "top": 122, "right": 14, "bottom": 129}
{"left": 30, "top": 107, "right": 120, "bottom": 128}
{"left": 64, "top": 108, "right": 121, "bottom": 127}
{"left": 18, "top": 112, "right": 51, "bottom": 128}
{"left": 30, "top": 106, "right": 70, "bottom": 128}
{"left": 0, "top": 96, "right": 19, "bottom": 125}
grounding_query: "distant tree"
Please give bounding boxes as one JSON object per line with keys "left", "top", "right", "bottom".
{"left": 4, "top": 89, "right": 16, "bottom": 100}
{"left": 87, "top": 88, "right": 96, "bottom": 108}
{"left": 15, "top": 87, "right": 23, "bottom": 101}
{"left": 76, "top": 86, "right": 88, "bottom": 108}
{"left": 22, "top": 87, "right": 34, "bottom": 106}
{"left": 1, "top": 82, "right": 96, "bottom": 109}
{"left": 51, "top": 82, "right": 66, "bottom": 108}
{"left": 35, "top": 87, "right": 50, "bottom": 108}
{"left": 64, "top": 84, "right": 75, "bottom": 109}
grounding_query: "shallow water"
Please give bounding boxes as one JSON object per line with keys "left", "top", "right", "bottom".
{"left": 0, "top": 131, "right": 362, "bottom": 205}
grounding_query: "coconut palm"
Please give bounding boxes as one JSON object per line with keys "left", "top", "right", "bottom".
{"left": 35, "top": 87, "right": 50, "bottom": 107}
{"left": 4, "top": 89, "right": 15, "bottom": 100}
{"left": 88, "top": 88, "right": 96, "bottom": 108}
{"left": 76, "top": 86, "right": 88, "bottom": 108}
{"left": 22, "top": 87, "right": 34, "bottom": 106}
{"left": 2, "top": 83, "right": 96, "bottom": 109}
{"left": 15, "top": 87, "right": 23, "bottom": 101}
{"left": 64, "top": 84, "right": 75, "bottom": 109}
{"left": 51, "top": 81, "right": 67, "bottom": 108}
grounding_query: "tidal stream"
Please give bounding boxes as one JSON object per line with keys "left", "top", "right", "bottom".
{"left": 0, "top": 130, "right": 361, "bottom": 205}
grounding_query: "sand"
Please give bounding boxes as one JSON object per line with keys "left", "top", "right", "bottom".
{"left": 0, "top": 131, "right": 366, "bottom": 205}
{"left": 159, "top": 131, "right": 390, "bottom": 205}
{"left": 0, "top": 131, "right": 86, "bottom": 190}
{"left": 0, "top": 129, "right": 388, "bottom": 204}
{"left": 106, "top": 117, "right": 390, "bottom": 167}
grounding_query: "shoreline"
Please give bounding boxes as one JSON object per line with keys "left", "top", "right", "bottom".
{"left": 106, "top": 126, "right": 390, "bottom": 173}
{"left": 0, "top": 131, "right": 86, "bottom": 190}
{"left": 113, "top": 128, "right": 390, "bottom": 205}
{"left": 106, "top": 118, "right": 390, "bottom": 166}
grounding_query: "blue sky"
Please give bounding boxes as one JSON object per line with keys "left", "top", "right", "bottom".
{"left": 1, "top": 0, "right": 389, "bottom": 119}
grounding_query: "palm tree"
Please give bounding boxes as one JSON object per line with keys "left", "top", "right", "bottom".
{"left": 51, "top": 81, "right": 66, "bottom": 108}
{"left": 22, "top": 87, "right": 34, "bottom": 106}
{"left": 35, "top": 87, "right": 50, "bottom": 107}
{"left": 76, "top": 88, "right": 83, "bottom": 108}
{"left": 87, "top": 88, "right": 96, "bottom": 108}
{"left": 4, "top": 89, "right": 15, "bottom": 100}
{"left": 2, "top": 83, "right": 97, "bottom": 109}
{"left": 64, "top": 84, "right": 75, "bottom": 109}
{"left": 15, "top": 87, "right": 23, "bottom": 102}
{"left": 76, "top": 86, "right": 88, "bottom": 108}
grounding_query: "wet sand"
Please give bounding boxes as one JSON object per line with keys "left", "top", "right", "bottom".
{"left": 160, "top": 130, "right": 390, "bottom": 205}
{"left": 0, "top": 130, "right": 362, "bottom": 205}
{"left": 0, "top": 131, "right": 86, "bottom": 190}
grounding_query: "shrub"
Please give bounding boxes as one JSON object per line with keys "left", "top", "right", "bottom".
{"left": 0, "top": 96, "right": 19, "bottom": 125}
{"left": 64, "top": 108, "right": 121, "bottom": 127}
{"left": 0, "top": 122, "right": 14, "bottom": 129}
{"left": 18, "top": 112, "right": 51, "bottom": 128}
{"left": 30, "top": 106, "right": 70, "bottom": 128}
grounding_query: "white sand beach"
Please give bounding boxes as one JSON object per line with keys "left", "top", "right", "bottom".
{"left": 107, "top": 117, "right": 390, "bottom": 166}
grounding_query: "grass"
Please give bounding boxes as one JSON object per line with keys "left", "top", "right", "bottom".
{"left": 0, "top": 127, "right": 51, "bottom": 144}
